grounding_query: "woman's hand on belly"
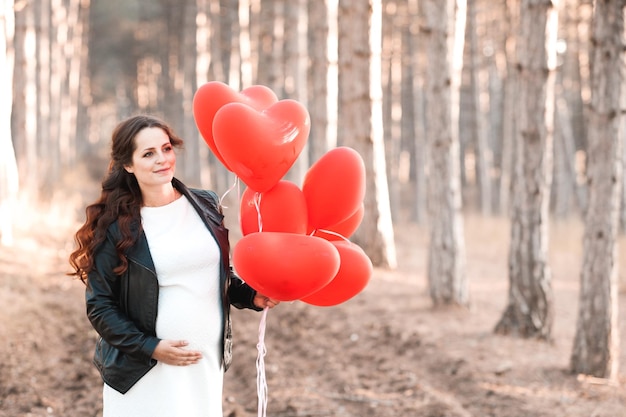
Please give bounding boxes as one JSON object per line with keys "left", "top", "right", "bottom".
{"left": 152, "top": 340, "right": 203, "bottom": 366}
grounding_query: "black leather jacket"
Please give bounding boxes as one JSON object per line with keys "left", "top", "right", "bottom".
{"left": 85, "top": 178, "right": 260, "bottom": 394}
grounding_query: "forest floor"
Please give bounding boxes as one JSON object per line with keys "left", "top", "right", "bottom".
{"left": 1, "top": 203, "right": 625, "bottom": 417}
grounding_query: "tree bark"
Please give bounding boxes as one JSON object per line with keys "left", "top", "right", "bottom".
{"left": 570, "top": 0, "right": 623, "bottom": 380}
{"left": 307, "top": 0, "right": 332, "bottom": 163}
{"left": 257, "top": 0, "right": 282, "bottom": 94}
{"left": 194, "top": 0, "right": 213, "bottom": 187}
{"left": 35, "top": 0, "right": 50, "bottom": 190}
{"left": 495, "top": 0, "right": 557, "bottom": 339}
{"left": 467, "top": 0, "right": 492, "bottom": 215}
{"left": 1, "top": 0, "right": 19, "bottom": 246}
{"left": 207, "top": 0, "right": 238, "bottom": 191}
{"left": 239, "top": 0, "right": 252, "bottom": 88}
{"left": 74, "top": 0, "right": 91, "bottom": 159}
{"left": 338, "top": 0, "right": 397, "bottom": 269}
{"left": 58, "top": 0, "right": 83, "bottom": 173}
{"left": 498, "top": 0, "right": 519, "bottom": 215}
{"left": 219, "top": 0, "right": 237, "bottom": 85}
{"left": 283, "top": 0, "right": 308, "bottom": 184}
{"left": 420, "top": 0, "right": 468, "bottom": 306}
{"left": 554, "top": 98, "right": 585, "bottom": 216}
{"left": 12, "top": 0, "right": 38, "bottom": 200}
{"left": 382, "top": 2, "right": 401, "bottom": 223}
{"left": 407, "top": 0, "right": 427, "bottom": 224}
{"left": 180, "top": 0, "right": 202, "bottom": 185}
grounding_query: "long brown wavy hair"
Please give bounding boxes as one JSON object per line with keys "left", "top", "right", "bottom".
{"left": 69, "top": 115, "right": 184, "bottom": 283}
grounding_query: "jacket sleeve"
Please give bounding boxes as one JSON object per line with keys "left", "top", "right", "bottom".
{"left": 191, "top": 186, "right": 263, "bottom": 312}
{"left": 85, "top": 233, "right": 160, "bottom": 361}
{"left": 228, "top": 267, "right": 263, "bottom": 311}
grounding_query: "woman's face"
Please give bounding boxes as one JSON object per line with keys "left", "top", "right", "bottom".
{"left": 124, "top": 127, "right": 176, "bottom": 191}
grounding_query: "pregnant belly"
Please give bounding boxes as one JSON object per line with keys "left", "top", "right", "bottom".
{"left": 156, "top": 286, "right": 223, "bottom": 354}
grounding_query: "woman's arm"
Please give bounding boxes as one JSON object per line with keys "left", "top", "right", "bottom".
{"left": 85, "top": 234, "right": 160, "bottom": 361}
{"left": 228, "top": 268, "right": 279, "bottom": 310}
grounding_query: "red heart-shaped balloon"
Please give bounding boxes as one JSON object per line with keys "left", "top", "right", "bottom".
{"left": 240, "top": 181, "right": 308, "bottom": 236}
{"left": 192, "top": 81, "right": 278, "bottom": 170}
{"left": 303, "top": 147, "right": 366, "bottom": 229}
{"left": 233, "top": 232, "right": 340, "bottom": 301}
{"left": 213, "top": 100, "right": 310, "bottom": 193}
{"left": 301, "top": 240, "right": 373, "bottom": 307}
{"left": 310, "top": 203, "right": 364, "bottom": 241}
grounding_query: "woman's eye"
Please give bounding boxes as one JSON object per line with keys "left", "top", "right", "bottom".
{"left": 164, "top": 146, "right": 173, "bottom": 152}
{"left": 143, "top": 152, "right": 153, "bottom": 157}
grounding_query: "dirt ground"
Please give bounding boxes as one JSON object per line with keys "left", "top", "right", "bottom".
{"left": 1, "top": 205, "right": 625, "bottom": 417}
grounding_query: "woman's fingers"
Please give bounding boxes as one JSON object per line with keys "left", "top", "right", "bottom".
{"left": 153, "top": 340, "right": 203, "bottom": 365}
{"left": 254, "top": 293, "right": 281, "bottom": 309}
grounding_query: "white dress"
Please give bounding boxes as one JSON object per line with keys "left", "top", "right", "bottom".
{"left": 103, "top": 195, "right": 224, "bottom": 417}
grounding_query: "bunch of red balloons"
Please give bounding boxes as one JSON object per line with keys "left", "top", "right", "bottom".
{"left": 193, "top": 81, "right": 373, "bottom": 306}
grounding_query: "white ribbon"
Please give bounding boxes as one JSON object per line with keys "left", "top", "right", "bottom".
{"left": 256, "top": 307, "right": 269, "bottom": 417}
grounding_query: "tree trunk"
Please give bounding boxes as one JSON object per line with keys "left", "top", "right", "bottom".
{"left": 574, "top": 0, "right": 593, "bottom": 152}
{"left": 551, "top": 0, "right": 588, "bottom": 218}
{"left": 35, "top": 0, "right": 50, "bottom": 192}
{"left": 47, "top": 0, "right": 68, "bottom": 194}
{"left": 12, "top": 0, "right": 38, "bottom": 200}
{"left": 196, "top": 0, "right": 210, "bottom": 86}
{"left": 160, "top": 0, "right": 185, "bottom": 131}
{"left": 283, "top": 0, "right": 308, "bottom": 185}
{"left": 307, "top": 0, "right": 332, "bottom": 163}
{"left": 206, "top": 0, "right": 224, "bottom": 82}
{"left": 338, "top": 0, "right": 397, "bottom": 269}
{"left": 420, "top": 0, "right": 468, "bottom": 306}
{"left": 204, "top": 0, "right": 235, "bottom": 191}
{"left": 219, "top": 0, "right": 237, "bottom": 85}
{"left": 225, "top": 0, "right": 241, "bottom": 89}
{"left": 495, "top": 0, "right": 557, "bottom": 339}
{"left": 400, "top": 0, "right": 416, "bottom": 222}
{"left": 554, "top": 98, "right": 584, "bottom": 217}
{"left": 239, "top": 0, "right": 252, "bottom": 88}
{"left": 60, "top": 0, "right": 84, "bottom": 175}
{"left": 570, "top": 0, "right": 623, "bottom": 380}
{"left": 74, "top": 0, "right": 91, "bottom": 159}
{"left": 467, "top": 0, "right": 492, "bottom": 215}
{"left": 180, "top": 0, "right": 202, "bottom": 185}
{"left": 57, "top": 0, "right": 82, "bottom": 174}
{"left": 1, "top": 0, "right": 19, "bottom": 246}
{"left": 408, "top": 0, "right": 427, "bottom": 225}
{"left": 257, "top": 0, "right": 282, "bottom": 94}
{"left": 498, "top": 0, "right": 519, "bottom": 215}
{"left": 194, "top": 0, "right": 214, "bottom": 187}
{"left": 382, "top": 3, "right": 401, "bottom": 223}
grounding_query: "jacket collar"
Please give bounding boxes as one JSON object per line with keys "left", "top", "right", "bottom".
{"left": 173, "top": 178, "right": 224, "bottom": 227}
{"left": 173, "top": 178, "right": 231, "bottom": 275}
{"left": 121, "top": 178, "right": 229, "bottom": 276}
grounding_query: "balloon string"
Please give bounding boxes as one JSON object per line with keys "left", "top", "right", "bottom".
{"left": 310, "top": 228, "right": 351, "bottom": 243}
{"left": 256, "top": 307, "right": 269, "bottom": 417}
{"left": 253, "top": 192, "right": 263, "bottom": 232}
{"left": 219, "top": 175, "right": 241, "bottom": 208}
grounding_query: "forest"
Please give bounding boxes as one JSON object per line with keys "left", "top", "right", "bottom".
{"left": 1, "top": 0, "right": 625, "bottom": 416}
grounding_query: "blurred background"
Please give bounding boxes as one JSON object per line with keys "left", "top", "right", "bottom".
{"left": 2, "top": 0, "right": 599, "bottom": 221}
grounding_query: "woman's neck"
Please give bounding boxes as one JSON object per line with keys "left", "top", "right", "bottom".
{"left": 142, "top": 185, "right": 180, "bottom": 207}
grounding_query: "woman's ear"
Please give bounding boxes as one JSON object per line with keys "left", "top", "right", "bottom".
{"left": 124, "top": 165, "right": 134, "bottom": 174}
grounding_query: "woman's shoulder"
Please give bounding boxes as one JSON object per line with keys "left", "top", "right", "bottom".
{"left": 173, "top": 178, "right": 221, "bottom": 214}
{"left": 189, "top": 188, "right": 219, "bottom": 203}
{"left": 188, "top": 188, "right": 222, "bottom": 215}
{"left": 187, "top": 187, "right": 217, "bottom": 205}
